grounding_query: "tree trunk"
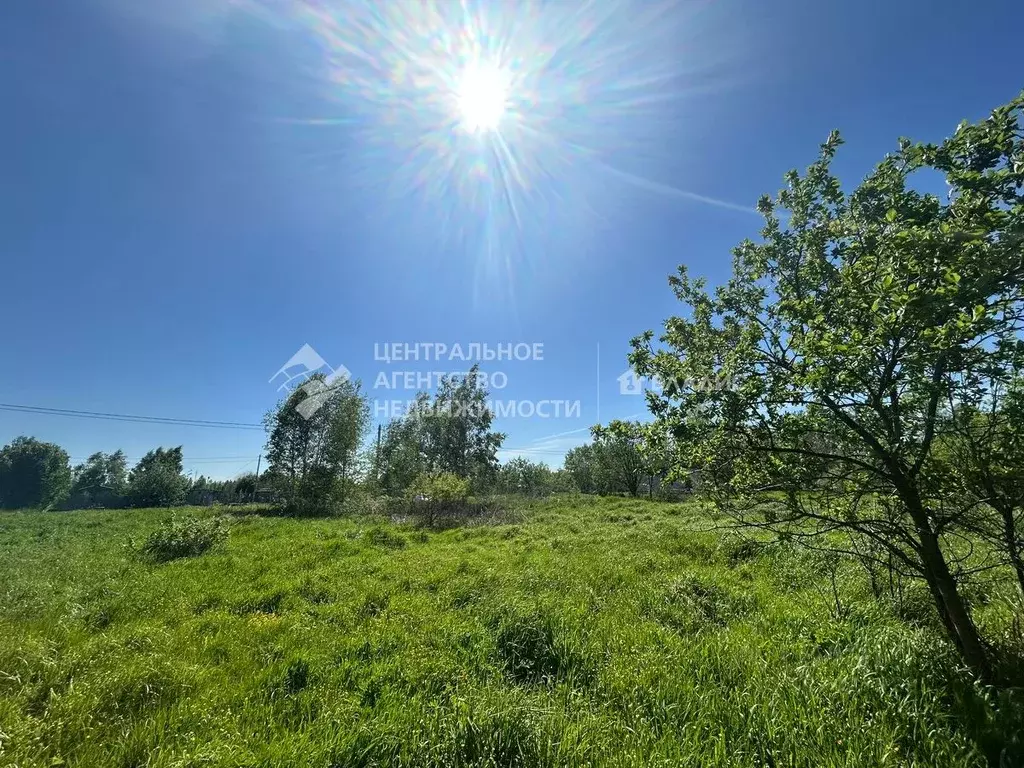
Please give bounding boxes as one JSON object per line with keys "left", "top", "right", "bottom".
{"left": 922, "top": 568, "right": 962, "bottom": 652}
{"left": 893, "top": 474, "right": 992, "bottom": 680}
{"left": 1009, "top": 548, "right": 1024, "bottom": 602}
{"left": 997, "top": 504, "right": 1024, "bottom": 599}
{"left": 917, "top": 526, "right": 991, "bottom": 681}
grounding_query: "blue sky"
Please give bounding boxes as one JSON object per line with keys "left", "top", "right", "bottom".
{"left": 2, "top": 0, "right": 1021, "bottom": 478}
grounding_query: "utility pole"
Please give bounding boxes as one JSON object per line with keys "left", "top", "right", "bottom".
{"left": 252, "top": 453, "right": 261, "bottom": 503}
{"left": 374, "top": 424, "right": 382, "bottom": 482}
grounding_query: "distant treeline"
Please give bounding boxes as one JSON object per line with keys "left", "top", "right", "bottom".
{"left": 0, "top": 439, "right": 263, "bottom": 511}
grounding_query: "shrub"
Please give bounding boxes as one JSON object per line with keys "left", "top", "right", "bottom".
{"left": 409, "top": 471, "right": 470, "bottom": 504}
{"left": 141, "top": 515, "right": 229, "bottom": 562}
{"left": 407, "top": 472, "right": 471, "bottom": 526}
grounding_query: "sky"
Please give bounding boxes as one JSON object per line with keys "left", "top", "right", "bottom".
{"left": 1, "top": 0, "right": 1022, "bottom": 479}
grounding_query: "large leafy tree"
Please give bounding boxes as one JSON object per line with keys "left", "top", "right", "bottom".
{"left": 373, "top": 365, "right": 504, "bottom": 494}
{"left": 424, "top": 365, "right": 505, "bottom": 487}
{"left": 563, "top": 444, "right": 599, "bottom": 494}
{"left": 264, "top": 373, "right": 370, "bottom": 514}
{"left": 0, "top": 436, "right": 72, "bottom": 510}
{"left": 232, "top": 472, "right": 259, "bottom": 501}
{"left": 496, "top": 457, "right": 557, "bottom": 496}
{"left": 70, "top": 450, "right": 128, "bottom": 507}
{"left": 630, "top": 94, "right": 1024, "bottom": 679}
{"left": 590, "top": 421, "right": 649, "bottom": 498}
{"left": 127, "top": 447, "right": 187, "bottom": 508}
{"left": 374, "top": 400, "right": 430, "bottom": 496}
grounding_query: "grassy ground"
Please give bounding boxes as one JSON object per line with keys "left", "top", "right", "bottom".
{"left": 0, "top": 496, "right": 1020, "bottom": 767}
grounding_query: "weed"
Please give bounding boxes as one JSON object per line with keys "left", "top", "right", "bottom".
{"left": 365, "top": 525, "right": 407, "bottom": 549}
{"left": 139, "top": 514, "right": 228, "bottom": 562}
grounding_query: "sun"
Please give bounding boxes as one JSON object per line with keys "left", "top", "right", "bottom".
{"left": 455, "top": 63, "right": 508, "bottom": 134}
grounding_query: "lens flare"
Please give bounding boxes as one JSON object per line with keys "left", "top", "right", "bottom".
{"left": 456, "top": 63, "right": 507, "bottom": 134}
{"left": 255, "top": 0, "right": 741, "bottom": 298}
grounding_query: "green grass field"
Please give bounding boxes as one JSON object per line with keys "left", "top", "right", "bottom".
{"left": 1, "top": 497, "right": 1020, "bottom": 767}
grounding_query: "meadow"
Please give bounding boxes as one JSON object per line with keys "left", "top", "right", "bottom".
{"left": 1, "top": 497, "right": 1021, "bottom": 767}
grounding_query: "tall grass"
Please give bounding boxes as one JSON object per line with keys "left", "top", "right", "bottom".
{"left": 0, "top": 497, "right": 1020, "bottom": 766}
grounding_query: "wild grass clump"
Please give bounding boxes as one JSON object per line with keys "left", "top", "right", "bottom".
{"left": 720, "top": 535, "right": 767, "bottom": 566}
{"left": 493, "top": 607, "right": 592, "bottom": 686}
{"left": 644, "top": 572, "right": 757, "bottom": 634}
{"left": 140, "top": 514, "right": 228, "bottom": 562}
{"left": 365, "top": 525, "right": 407, "bottom": 549}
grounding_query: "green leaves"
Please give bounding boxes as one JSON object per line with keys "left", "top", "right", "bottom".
{"left": 628, "top": 92, "right": 1024, "bottom": 676}
{"left": 126, "top": 447, "right": 187, "bottom": 508}
{"left": 0, "top": 436, "right": 72, "bottom": 510}
{"left": 588, "top": 420, "right": 651, "bottom": 497}
{"left": 264, "top": 373, "right": 370, "bottom": 514}
{"left": 373, "top": 365, "right": 505, "bottom": 496}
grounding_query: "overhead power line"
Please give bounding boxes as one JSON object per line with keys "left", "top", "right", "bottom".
{"left": 0, "top": 403, "right": 264, "bottom": 431}
{"left": 69, "top": 456, "right": 260, "bottom": 463}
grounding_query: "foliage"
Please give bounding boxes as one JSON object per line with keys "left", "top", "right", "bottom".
{"left": 427, "top": 366, "right": 505, "bottom": 487}
{"left": 563, "top": 424, "right": 675, "bottom": 498}
{"left": 407, "top": 470, "right": 471, "bottom": 505}
{"left": 69, "top": 450, "right": 128, "bottom": 509}
{"left": 630, "top": 93, "right": 1024, "bottom": 679}
{"left": 938, "top": 376, "right": 1024, "bottom": 597}
{"left": 140, "top": 513, "right": 229, "bottom": 562}
{"left": 1, "top": 498, "right": 1021, "bottom": 766}
{"left": 233, "top": 472, "right": 258, "bottom": 500}
{"left": 374, "top": 410, "right": 427, "bottom": 496}
{"left": 373, "top": 365, "right": 505, "bottom": 495}
{"left": 264, "top": 373, "right": 370, "bottom": 515}
{"left": 126, "top": 447, "right": 187, "bottom": 508}
{"left": 407, "top": 468, "right": 471, "bottom": 505}
{"left": 495, "top": 457, "right": 565, "bottom": 496}
{"left": 406, "top": 471, "right": 471, "bottom": 526}
{"left": 590, "top": 420, "right": 652, "bottom": 498}
{"left": 0, "top": 436, "right": 72, "bottom": 510}
{"left": 563, "top": 444, "right": 599, "bottom": 494}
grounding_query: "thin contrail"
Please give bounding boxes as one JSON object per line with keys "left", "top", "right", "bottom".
{"left": 595, "top": 160, "right": 758, "bottom": 215}
{"left": 263, "top": 117, "right": 356, "bottom": 126}
{"left": 506, "top": 411, "right": 650, "bottom": 453}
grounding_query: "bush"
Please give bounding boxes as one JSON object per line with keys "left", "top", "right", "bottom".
{"left": 409, "top": 472, "right": 470, "bottom": 504}
{"left": 141, "top": 515, "right": 229, "bottom": 562}
{"left": 407, "top": 472, "right": 471, "bottom": 526}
